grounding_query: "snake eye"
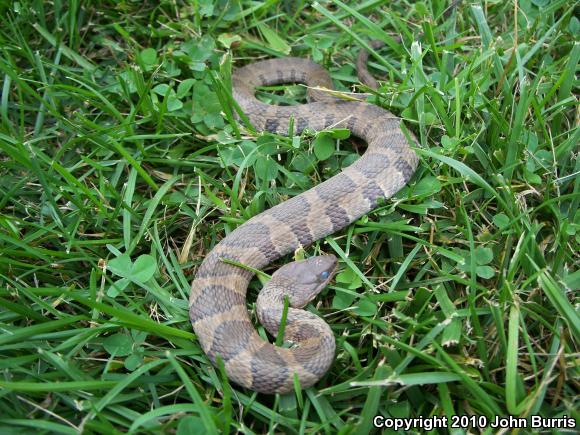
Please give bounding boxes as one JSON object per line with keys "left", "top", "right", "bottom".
{"left": 320, "top": 271, "right": 330, "bottom": 280}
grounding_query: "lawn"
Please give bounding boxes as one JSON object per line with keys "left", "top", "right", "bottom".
{"left": 0, "top": 0, "right": 578, "bottom": 433}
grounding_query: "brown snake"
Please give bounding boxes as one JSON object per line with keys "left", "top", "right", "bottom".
{"left": 189, "top": 44, "right": 418, "bottom": 394}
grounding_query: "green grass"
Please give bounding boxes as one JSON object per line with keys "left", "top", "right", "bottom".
{"left": 0, "top": 0, "right": 578, "bottom": 433}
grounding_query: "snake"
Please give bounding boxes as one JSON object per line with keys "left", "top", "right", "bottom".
{"left": 189, "top": 43, "right": 418, "bottom": 394}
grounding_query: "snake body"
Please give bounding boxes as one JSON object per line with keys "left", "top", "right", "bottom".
{"left": 189, "top": 47, "right": 418, "bottom": 394}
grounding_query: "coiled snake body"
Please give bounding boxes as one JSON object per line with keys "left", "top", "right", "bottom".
{"left": 189, "top": 46, "right": 418, "bottom": 394}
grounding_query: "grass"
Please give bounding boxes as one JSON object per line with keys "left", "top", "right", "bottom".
{"left": 0, "top": 0, "right": 578, "bottom": 433}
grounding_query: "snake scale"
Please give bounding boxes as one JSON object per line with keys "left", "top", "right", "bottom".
{"left": 189, "top": 44, "right": 418, "bottom": 394}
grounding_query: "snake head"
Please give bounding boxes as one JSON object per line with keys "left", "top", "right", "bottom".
{"left": 272, "top": 254, "right": 338, "bottom": 307}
